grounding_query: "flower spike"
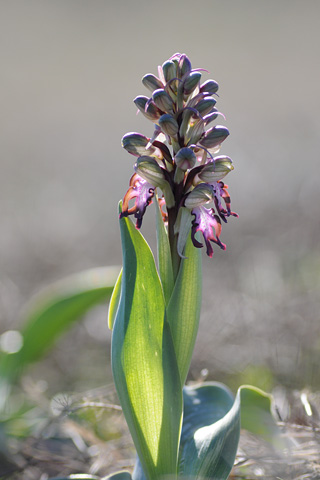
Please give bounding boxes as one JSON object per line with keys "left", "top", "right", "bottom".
{"left": 120, "top": 53, "right": 237, "bottom": 257}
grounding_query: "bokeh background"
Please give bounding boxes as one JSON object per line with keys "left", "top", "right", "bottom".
{"left": 1, "top": 0, "right": 320, "bottom": 396}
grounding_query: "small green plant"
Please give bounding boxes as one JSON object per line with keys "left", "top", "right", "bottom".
{"left": 108, "top": 53, "right": 278, "bottom": 480}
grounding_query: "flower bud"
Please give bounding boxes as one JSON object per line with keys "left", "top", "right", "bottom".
{"left": 203, "top": 109, "right": 219, "bottom": 125}
{"left": 135, "top": 156, "right": 175, "bottom": 207}
{"left": 158, "top": 114, "right": 179, "bottom": 137}
{"left": 178, "top": 54, "right": 192, "bottom": 77}
{"left": 198, "top": 157, "right": 234, "bottom": 183}
{"left": 134, "top": 95, "right": 148, "bottom": 111}
{"left": 134, "top": 156, "right": 165, "bottom": 187}
{"left": 175, "top": 147, "right": 197, "bottom": 171}
{"left": 134, "top": 96, "right": 162, "bottom": 121}
{"left": 145, "top": 101, "right": 162, "bottom": 121}
{"left": 122, "top": 132, "right": 155, "bottom": 157}
{"left": 152, "top": 89, "right": 175, "bottom": 113}
{"left": 162, "top": 60, "right": 177, "bottom": 83}
{"left": 200, "top": 125, "right": 229, "bottom": 149}
{"left": 142, "top": 74, "right": 164, "bottom": 92}
{"left": 183, "top": 71, "right": 201, "bottom": 96}
{"left": 195, "top": 97, "right": 217, "bottom": 116}
{"left": 200, "top": 79, "right": 219, "bottom": 95}
{"left": 184, "top": 184, "right": 214, "bottom": 209}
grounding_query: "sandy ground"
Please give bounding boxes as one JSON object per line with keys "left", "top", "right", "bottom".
{"left": 1, "top": 0, "right": 320, "bottom": 390}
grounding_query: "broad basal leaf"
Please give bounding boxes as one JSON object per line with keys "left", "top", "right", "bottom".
{"left": 112, "top": 212, "right": 182, "bottom": 480}
{"left": 179, "top": 382, "right": 240, "bottom": 480}
{"left": 239, "top": 385, "right": 284, "bottom": 448}
{"left": 179, "top": 383, "right": 281, "bottom": 479}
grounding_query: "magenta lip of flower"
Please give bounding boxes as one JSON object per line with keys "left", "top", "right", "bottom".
{"left": 191, "top": 206, "right": 226, "bottom": 258}
{"left": 120, "top": 173, "right": 155, "bottom": 229}
{"left": 120, "top": 53, "right": 237, "bottom": 257}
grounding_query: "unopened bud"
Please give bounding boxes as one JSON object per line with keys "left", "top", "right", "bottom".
{"left": 134, "top": 156, "right": 165, "bottom": 187}
{"left": 134, "top": 96, "right": 162, "bottom": 121}
{"left": 162, "top": 60, "right": 177, "bottom": 83}
{"left": 158, "top": 114, "right": 179, "bottom": 137}
{"left": 183, "top": 71, "right": 202, "bottom": 96}
{"left": 179, "top": 54, "right": 192, "bottom": 77}
{"left": 203, "top": 109, "right": 219, "bottom": 125}
{"left": 122, "top": 132, "right": 155, "bottom": 157}
{"left": 200, "top": 125, "right": 229, "bottom": 149}
{"left": 198, "top": 157, "right": 234, "bottom": 183}
{"left": 200, "top": 79, "right": 219, "bottom": 95}
{"left": 152, "top": 89, "right": 174, "bottom": 113}
{"left": 134, "top": 95, "right": 148, "bottom": 111}
{"left": 145, "top": 101, "right": 162, "bottom": 121}
{"left": 142, "top": 74, "right": 164, "bottom": 92}
{"left": 184, "top": 184, "right": 214, "bottom": 209}
{"left": 195, "top": 97, "right": 217, "bottom": 116}
{"left": 175, "top": 147, "right": 197, "bottom": 171}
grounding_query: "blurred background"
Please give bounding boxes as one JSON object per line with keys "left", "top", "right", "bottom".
{"left": 1, "top": 0, "right": 320, "bottom": 400}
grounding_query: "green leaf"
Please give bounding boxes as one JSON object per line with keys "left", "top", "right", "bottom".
{"left": 112, "top": 213, "right": 182, "bottom": 480}
{"left": 178, "top": 383, "right": 281, "bottom": 480}
{"left": 108, "top": 268, "right": 123, "bottom": 330}
{"left": 0, "top": 266, "right": 120, "bottom": 384}
{"left": 166, "top": 234, "right": 202, "bottom": 385}
{"left": 154, "top": 194, "right": 174, "bottom": 305}
{"left": 239, "top": 385, "right": 283, "bottom": 447}
{"left": 179, "top": 382, "right": 240, "bottom": 480}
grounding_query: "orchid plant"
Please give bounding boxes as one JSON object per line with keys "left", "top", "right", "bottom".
{"left": 107, "top": 53, "right": 279, "bottom": 480}
{"left": 0, "top": 53, "right": 282, "bottom": 480}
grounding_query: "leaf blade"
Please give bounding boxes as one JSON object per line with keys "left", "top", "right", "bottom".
{"left": 166, "top": 234, "right": 202, "bottom": 385}
{"left": 108, "top": 268, "right": 123, "bottom": 330}
{"left": 179, "top": 383, "right": 281, "bottom": 479}
{"left": 239, "top": 385, "right": 284, "bottom": 447}
{"left": 179, "top": 382, "right": 240, "bottom": 480}
{"left": 0, "top": 266, "right": 120, "bottom": 384}
{"left": 112, "top": 214, "right": 182, "bottom": 480}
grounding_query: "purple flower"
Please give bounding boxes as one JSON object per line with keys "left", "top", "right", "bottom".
{"left": 120, "top": 173, "right": 155, "bottom": 229}
{"left": 191, "top": 206, "right": 225, "bottom": 258}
